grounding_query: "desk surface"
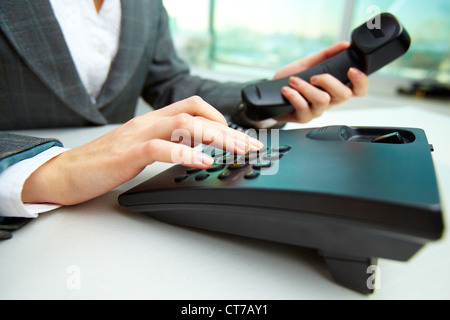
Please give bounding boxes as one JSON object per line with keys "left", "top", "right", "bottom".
{"left": 1, "top": 95, "right": 449, "bottom": 300}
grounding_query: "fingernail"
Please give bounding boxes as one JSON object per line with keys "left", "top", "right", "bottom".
{"left": 197, "top": 153, "right": 214, "bottom": 166}
{"left": 282, "top": 86, "right": 290, "bottom": 94}
{"left": 349, "top": 68, "right": 361, "bottom": 79}
{"left": 289, "top": 76, "right": 301, "bottom": 85}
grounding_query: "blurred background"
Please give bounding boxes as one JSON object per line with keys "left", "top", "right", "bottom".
{"left": 163, "top": 0, "right": 450, "bottom": 97}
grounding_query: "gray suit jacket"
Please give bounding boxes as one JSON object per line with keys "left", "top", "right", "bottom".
{"left": 0, "top": 0, "right": 244, "bottom": 171}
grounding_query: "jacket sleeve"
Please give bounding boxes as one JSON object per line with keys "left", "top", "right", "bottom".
{"left": 0, "top": 132, "right": 63, "bottom": 239}
{"left": 140, "top": 2, "right": 245, "bottom": 118}
{"left": 0, "top": 132, "right": 63, "bottom": 173}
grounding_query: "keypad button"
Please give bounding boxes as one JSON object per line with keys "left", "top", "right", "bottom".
{"left": 245, "top": 170, "right": 260, "bottom": 180}
{"left": 174, "top": 175, "right": 189, "bottom": 183}
{"left": 228, "top": 162, "right": 249, "bottom": 170}
{"left": 252, "top": 160, "right": 272, "bottom": 170}
{"left": 206, "top": 164, "right": 226, "bottom": 173}
{"left": 195, "top": 173, "right": 210, "bottom": 181}
{"left": 218, "top": 171, "right": 232, "bottom": 180}
{"left": 271, "top": 145, "right": 291, "bottom": 153}
{"left": 248, "top": 148, "right": 267, "bottom": 156}
{"left": 263, "top": 152, "right": 283, "bottom": 160}
{"left": 186, "top": 168, "right": 203, "bottom": 175}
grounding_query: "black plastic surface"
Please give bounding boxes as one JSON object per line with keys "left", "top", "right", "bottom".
{"left": 242, "top": 13, "right": 411, "bottom": 121}
{"left": 119, "top": 126, "right": 444, "bottom": 294}
{"left": 0, "top": 217, "right": 32, "bottom": 240}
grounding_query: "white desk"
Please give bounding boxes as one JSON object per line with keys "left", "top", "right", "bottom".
{"left": 1, "top": 94, "right": 449, "bottom": 300}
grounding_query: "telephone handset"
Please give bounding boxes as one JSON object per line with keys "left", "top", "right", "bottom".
{"left": 241, "top": 13, "right": 411, "bottom": 121}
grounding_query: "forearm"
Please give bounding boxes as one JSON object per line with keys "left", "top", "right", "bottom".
{"left": 145, "top": 74, "right": 244, "bottom": 116}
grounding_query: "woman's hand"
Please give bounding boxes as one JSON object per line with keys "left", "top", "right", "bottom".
{"left": 22, "top": 96, "right": 263, "bottom": 206}
{"left": 274, "top": 42, "right": 369, "bottom": 124}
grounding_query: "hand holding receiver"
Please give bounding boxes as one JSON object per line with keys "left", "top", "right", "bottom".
{"left": 242, "top": 13, "right": 411, "bottom": 121}
{"left": 21, "top": 96, "right": 263, "bottom": 206}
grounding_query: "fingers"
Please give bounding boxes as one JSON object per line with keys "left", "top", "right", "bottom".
{"left": 310, "top": 68, "right": 369, "bottom": 100}
{"left": 277, "top": 76, "right": 334, "bottom": 123}
{"left": 145, "top": 96, "right": 263, "bottom": 154}
{"left": 158, "top": 114, "right": 262, "bottom": 154}
{"left": 278, "top": 67, "right": 369, "bottom": 123}
{"left": 276, "top": 80, "right": 327, "bottom": 123}
{"left": 127, "top": 95, "right": 264, "bottom": 169}
{"left": 151, "top": 96, "right": 228, "bottom": 127}
{"left": 310, "top": 74, "right": 353, "bottom": 105}
{"left": 348, "top": 68, "right": 369, "bottom": 97}
{"left": 136, "top": 139, "right": 215, "bottom": 170}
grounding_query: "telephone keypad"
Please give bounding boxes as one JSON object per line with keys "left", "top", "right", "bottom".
{"left": 179, "top": 144, "right": 291, "bottom": 184}
{"left": 228, "top": 162, "right": 249, "bottom": 171}
{"left": 206, "top": 164, "right": 226, "bottom": 173}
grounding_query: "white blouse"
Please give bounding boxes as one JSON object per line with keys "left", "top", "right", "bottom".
{"left": 49, "top": 0, "right": 122, "bottom": 102}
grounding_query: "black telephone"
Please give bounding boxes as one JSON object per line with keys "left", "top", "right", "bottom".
{"left": 118, "top": 14, "right": 445, "bottom": 294}
{"left": 119, "top": 123, "right": 444, "bottom": 294}
{"left": 242, "top": 12, "right": 411, "bottom": 121}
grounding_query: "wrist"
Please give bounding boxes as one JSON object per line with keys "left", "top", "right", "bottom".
{"left": 21, "top": 152, "right": 66, "bottom": 205}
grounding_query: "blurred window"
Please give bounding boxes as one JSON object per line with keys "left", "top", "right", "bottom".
{"left": 163, "top": 0, "right": 450, "bottom": 84}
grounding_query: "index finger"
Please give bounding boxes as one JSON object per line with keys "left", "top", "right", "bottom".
{"left": 151, "top": 96, "right": 228, "bottom": 127}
